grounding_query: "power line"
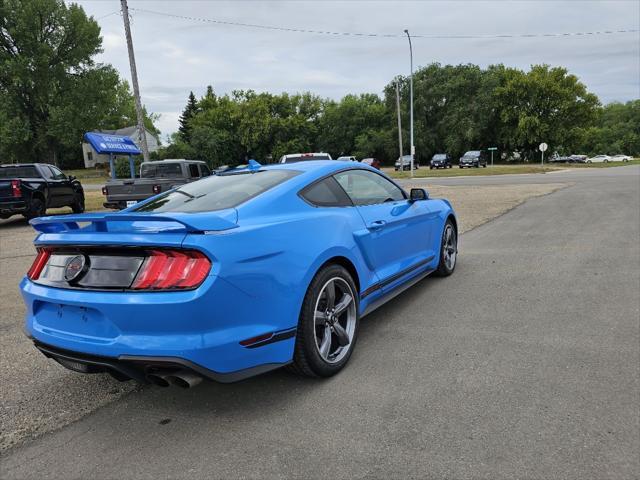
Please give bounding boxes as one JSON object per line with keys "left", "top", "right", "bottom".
{"left": 128, "top": 7, "right": 638, "bottom": 40}
{"left": 96, "top": 11, "right": 120, "bottom": 20}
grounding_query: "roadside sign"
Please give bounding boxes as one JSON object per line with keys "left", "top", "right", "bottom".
{"left": 539, "top": 142, "right": 548, "bottom": 166}
{"left": 488, "top": 147, "right": 497, "bottom": 166}
{"left": 84, "top": 132, "right": 141, "bottom": 155}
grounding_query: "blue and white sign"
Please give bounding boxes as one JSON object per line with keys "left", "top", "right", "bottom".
{"left": 84, "top": 132, "right": 141, "bottom": 155}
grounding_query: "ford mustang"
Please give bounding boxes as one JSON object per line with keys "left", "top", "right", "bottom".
{"left": 21, "top": 161, "right": 458, "bottom": 388}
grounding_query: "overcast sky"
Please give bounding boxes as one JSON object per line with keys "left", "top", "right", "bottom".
{"left": 76, "top": 0, "right": 640, "bottom": 138}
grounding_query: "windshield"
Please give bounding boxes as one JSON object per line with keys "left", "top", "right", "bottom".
{"left": 432, "top": 154, "right": 446, "bottom": 160}
{"left": 0, "top": 166, "right": 40, "bottom": 178}
{"left": 133, "top": 169, "right": 300, "bottom": 213}
{"left": 140, "top": 163, "right": 183, "bottom": 178}
{"left": 463, "top": 151, "right": 481, "bottom": 158}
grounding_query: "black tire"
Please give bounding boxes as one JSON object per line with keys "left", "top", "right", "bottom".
{"left": 289, "top": 264, "right": 359, "bottom": 378}
{"left": 429, "top": 166, "right": 433, "bottom": 170}
{"left": 482, "top": 163, "right": 487, "bottom": 168}
{"left": 71, "top": 193, "right": 85, "bottom": 213}
{"left": 23, "top": 197, "right": 45, "bottom": 219}
{"left": 459, "top": 165, "right": 463, "bottom": 169}
{"left": 434, "top": 219, "right": 457, "bottom": 277}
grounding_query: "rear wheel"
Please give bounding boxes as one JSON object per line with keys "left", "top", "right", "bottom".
{"left": 289, "top": 264, "right": 359, "bottom": 378}
{"left": 71, "top": 194, "right": 85, "bottom": 213}
{"left": 435, "top": 219, "right": 457, "bottom": 277}
{"left": 23, "top": 197, "right": 45, "bottom": 219}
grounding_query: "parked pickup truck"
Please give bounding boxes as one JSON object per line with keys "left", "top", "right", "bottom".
{"left": 0, "top": 163, "right": 84, "bottom": 219}
{"left": 102, "top": 159, "right": 212, "bottom": 209}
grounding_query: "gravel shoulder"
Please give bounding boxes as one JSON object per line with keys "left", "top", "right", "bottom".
{"left": 0, "top": 183, "right": 565, "bottom": 452}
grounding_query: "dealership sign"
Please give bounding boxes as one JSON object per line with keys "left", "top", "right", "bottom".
{"left": 84, "top": 132, "right": 141, "bottom": 155}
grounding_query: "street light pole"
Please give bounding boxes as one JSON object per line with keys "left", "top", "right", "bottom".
{"left": 404, "top": 29, "right": 414, "bottom": 178}
{"left": 395, "top": 80, "right": 403, "bottom": 162}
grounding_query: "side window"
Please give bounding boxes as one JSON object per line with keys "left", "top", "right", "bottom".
{"left": 300, "top": 177, "right": 352, "bottom": 207}
{"left": 334, "top": 170, "right": 405, "bottom": 206}
{"left": 199, "top": 164, "right": 211, "bottom": 177}
{"left": 188, "top": 164, "right": 199, "bottom": 178}
{"left": 40, "top": 166, "right": 55, "bottom": 180}
{"left": 49, "top": 166, "right": 67, "bottom": 180}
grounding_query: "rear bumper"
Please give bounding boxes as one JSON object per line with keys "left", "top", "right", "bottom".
{"left": 20, "top": 276, "right": 297, "bottom": 381}
{"left": 103, "top": 201, "right": 126, "bottom": 210}
{"left": 32, "top": 339, "right": 289, "bottom": 383}
{"left": 0, "top": 200, "right": 27, "bottom": 215}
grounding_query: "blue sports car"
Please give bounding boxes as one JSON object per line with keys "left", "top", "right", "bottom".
{"left": 21, "top": 161, "right": 458, "bottom": 388}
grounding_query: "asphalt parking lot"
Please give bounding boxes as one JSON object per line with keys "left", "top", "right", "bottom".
{"left": 1, "top": 166, "right": 638, "bottom": 479}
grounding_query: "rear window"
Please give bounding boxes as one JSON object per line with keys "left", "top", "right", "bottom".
{"left": 463, "top": 151, "right": 480, "bottom": 157}
{"left": 432, "top": 154, "right": 446, "bottom": 160}
{"left": 134, "top": 169, "right": 300, "bottom": 213}
{"left": 284, "top": 154, "right": 331, "bottom": 164}
{"left": 0, "top": 166, "right": 40, "bottom": 178}
{"left": 141, "top": 163, "right": 183, "bottom": 178}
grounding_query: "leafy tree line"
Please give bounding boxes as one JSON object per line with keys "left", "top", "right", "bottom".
{"left": 0, "top": 0, "right": 158, "bottom": 167}
{"left": 164, "top": 64, "right": 637, "bottom": 167}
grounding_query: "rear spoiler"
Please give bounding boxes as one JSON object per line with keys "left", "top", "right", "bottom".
{"left": 30, "top": 211, "right": 238, "bottom": 234}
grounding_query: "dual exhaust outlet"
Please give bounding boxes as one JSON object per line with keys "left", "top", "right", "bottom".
{"left": 146, "top": 369, "right": 203, "bottom": 389}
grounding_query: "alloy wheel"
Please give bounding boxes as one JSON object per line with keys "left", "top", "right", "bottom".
{"left": 313, "top": 277, "right": 357, "bottom": 364}
{"left": 443, "top": 224, "right": 457, "bottom": 270}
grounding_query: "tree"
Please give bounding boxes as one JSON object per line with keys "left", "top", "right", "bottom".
{"left": 495, "top": 65, "right": 599, "bottom": 159}
{"left": 0, "top": 0, "right": 158, "bottom": 166}
{"left": 178, "top": 91, "right": 198, "bottom": 142}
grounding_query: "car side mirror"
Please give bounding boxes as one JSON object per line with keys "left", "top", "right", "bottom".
{"left": 409, "top": 188, "right": 428, "bottom": 202}
{"left": 68, "top": 175, "right": 76, "bottom": 181}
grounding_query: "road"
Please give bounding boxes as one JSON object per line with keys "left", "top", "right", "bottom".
{"left": 2, "top": 166, "right": 639, "bottom": 479}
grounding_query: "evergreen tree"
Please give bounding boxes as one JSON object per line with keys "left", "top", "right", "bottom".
{"left": 178, "top": 91, "right": 199, "bottom": 142}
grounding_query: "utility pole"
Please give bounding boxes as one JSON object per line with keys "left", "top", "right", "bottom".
{"left": 395, "top": 80, "right": 403, "bottom": 162}
{"left": 404, "top": 29, "right": 414, "bottom": 178}
{"left": 120, "top": 0, "right": 150, "bottom": 162}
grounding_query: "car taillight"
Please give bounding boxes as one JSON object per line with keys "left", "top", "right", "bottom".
{"left": 11, "top": 179, "right": 22, "bottom": 197}
{"left": 131, "top": 249, "right": 211, "bottom": 290}
{"left": 101, "top": 186, "right": 108, "bottom": 196}
{"left": 27, "top": 248, "right": 51, "bottom": 280}
{"left": 152, "top": 184, "right": 161, "bottom": 194}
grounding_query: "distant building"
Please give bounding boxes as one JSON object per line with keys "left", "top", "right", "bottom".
{"left": 82, "top": 126, "right": 159, "bottom": 168}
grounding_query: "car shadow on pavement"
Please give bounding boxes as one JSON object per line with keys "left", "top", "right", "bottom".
{"left": 96, "top": 271, "right": 445, "bottom": 420}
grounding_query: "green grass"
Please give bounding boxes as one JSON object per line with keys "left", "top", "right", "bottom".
{"left": 386, "top": 164, "right": 560, "bottom": 179}
{"left": 47, "top": 191, "right": 105, "bottom": 214}
{"left": 385, "top": 159, "right": 639, "bottom": 179}
{"left": 562, "top": 158, "right": 640, "bottom": 168}
{"left": 65, "top": 168, "right": 110, "bottom": 184}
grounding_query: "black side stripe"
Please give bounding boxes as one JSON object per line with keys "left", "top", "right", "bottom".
{"left": 244, "top": 328, "right": 297, "bottom": 349}
{"left": 361, "top": 256, "right": 435, "bottom": 299}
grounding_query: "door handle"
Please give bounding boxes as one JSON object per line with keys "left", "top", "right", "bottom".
{"left": 368, "top": 220, "right": 387, "bottom": 231}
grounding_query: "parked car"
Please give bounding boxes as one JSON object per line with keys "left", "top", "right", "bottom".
{"left": 610, "top": 154, "right": 632, "bottom": 162}
{"left": 337, "top": 156, "right": 357, "bottom": 162}
{"left": 102, "top": 159, "right": 211, "bottom": 210}
{"left": 279, "top": 153, "right": 333, "bottom": 163}
{"left": 22, "top": 161, "right": 457, "bottom": 386}
{"left": 430, "top": 153, "right": 453, "bottom": 169}
{"left": 395, "top": 155, "right": 419, "bottom": 171}
{"left": 586, "top": 155, "right": 611, "bottom": 163}
{"left": 0, "top": 163, "right": 84, "bottom": 220}
{"left": 459, "top": 150, "right": 488, "bottom": 168}
{"left": 549, "top": 155, "right": 572, "bottom": 163}
{"left": 360, "top": 158, "right": 381, "bottom": 170}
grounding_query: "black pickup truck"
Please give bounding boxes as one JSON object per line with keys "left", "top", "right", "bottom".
{"left": 102, "top": 159, "right": 211, "bottom": 209}
{"left": 0, "top": 163, "right": 85, "bottom": 220}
